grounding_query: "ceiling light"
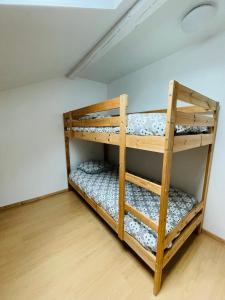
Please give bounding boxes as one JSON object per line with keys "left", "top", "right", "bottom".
{"left": 181, "top": 3, "right": 217, "bottom": 33}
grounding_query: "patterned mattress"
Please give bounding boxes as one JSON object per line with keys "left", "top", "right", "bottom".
{"left": 73, "top": 113, "right": 208, "bottom": 136}
{"left": 70, "top": 168, "right": 198, "bottom": 252}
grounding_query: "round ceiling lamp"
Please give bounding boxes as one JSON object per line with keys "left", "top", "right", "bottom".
{"left": 181, "top": 3, "right": 217, "bottom": 33}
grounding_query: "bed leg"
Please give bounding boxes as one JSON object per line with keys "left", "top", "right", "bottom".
{"left": 153, "top": 265, "right": 163, "bottom": 296}
{"left": 196, "top": 222, "right": 203, "bottom": 235}
{"left": 68, "top": 181, "right": 73, "bottom": 191}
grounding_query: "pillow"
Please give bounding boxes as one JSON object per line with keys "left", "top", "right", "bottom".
{"left": 77, "top": 160, "right": 112, "bottom": 174}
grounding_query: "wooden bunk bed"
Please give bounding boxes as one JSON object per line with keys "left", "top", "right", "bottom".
{"left": 63, "top": 80, "right": 219, "bottom": 295}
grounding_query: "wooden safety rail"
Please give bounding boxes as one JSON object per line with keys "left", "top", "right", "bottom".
{"left": 63, "top": 80, "right": 219, "bottom": 296}
{"left": 64, "top": 87, "right": 217, "bottom": 153}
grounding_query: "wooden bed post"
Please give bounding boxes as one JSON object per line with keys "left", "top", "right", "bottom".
{"left": 197, "top": 105, "right": 219, "bottom": 233}
{"left": 118, "top": 94, "right": 128, "bottom": 240}
{"left": 63, "top": 113, "right": 71, "bottom": 189}
{"left": 153, "top": 81, "right": 178, "bottom": 295}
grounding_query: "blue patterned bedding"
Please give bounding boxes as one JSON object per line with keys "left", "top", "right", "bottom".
{"left": 70, "top": 168, "right": 198, "bottom": 252}
{"left": 73, "top": 113, "right": 208, "bottom": 136}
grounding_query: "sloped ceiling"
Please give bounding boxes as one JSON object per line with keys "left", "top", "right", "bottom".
{"left": 0, "top": 0, "right": 137, "bottom": 90}
{"left": 78, "top": 0, "right": 225, "bottom": 83}
{"left": 1, "top": 0, "right": 225, "bottom": 91}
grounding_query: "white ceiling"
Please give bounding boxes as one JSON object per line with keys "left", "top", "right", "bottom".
{"left": 0, "top": 0, "right": 124, "bottom": 9}
{"left": 0, "top": 0, "right": 136, "bottom": 90}
{"left": 1, "top": 0, "right": 225, "bottom": 91}
{"left": 78, "top": 0, "right": 225, "bottom": 83}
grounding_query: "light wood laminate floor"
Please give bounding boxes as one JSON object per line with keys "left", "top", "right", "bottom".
{"left": 0, "top": 191, "right": 225, "bottom": 300}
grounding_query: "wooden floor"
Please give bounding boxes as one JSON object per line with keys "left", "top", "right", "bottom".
{"left": 0, "top": 192, "right": 225, "bottom": 300}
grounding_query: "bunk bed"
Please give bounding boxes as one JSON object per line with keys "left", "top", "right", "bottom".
{"left": 63, "top": 80, "right": 219, "bottom": 295}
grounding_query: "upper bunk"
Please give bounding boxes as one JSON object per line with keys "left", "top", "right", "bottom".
{"left": 63, "top": 80, "right": 219, "bottom": 153}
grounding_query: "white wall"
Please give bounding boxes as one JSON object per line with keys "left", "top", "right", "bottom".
{"left": 108, "top": 31, "right": 225, "bottom": 239}
{"left": 0, "top": 77, "right": 107, "bottom": 207}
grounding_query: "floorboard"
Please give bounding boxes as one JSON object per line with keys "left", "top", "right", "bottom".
{"left": 0, "top": 192, "right": 224, "bottom": 300}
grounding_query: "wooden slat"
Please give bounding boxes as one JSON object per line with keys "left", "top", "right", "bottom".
{"left": 128, "top": 105, "right": 211, "bottom": 115}
{"left": 125, "top": 203, "right": 158, "bottom": 233}
{"left": 66, "top": 131, "right": 120, "bottom": 146}
{"left": 201, "top": 133, "right": 214, "bottom": 146}
{"left": 164, "top": 202, "right": 204, "bottom": 248}
{"left": 131, "top": 106, "right": 212, "bottom": 116}
{"left": 126, "top": 135, "right": 165, "bottom": 153}
{"left": 65, "top": 131, "right": 213, "bottom": 153}
{"left": 173, "top": 134, "right": 214, "bottom": 152}
{"left": 68, "top": 116, "right": 120, "bottom": 127}
{"left": 124, "top": 232, "right": 156, "bottom": 271}
{"left": 118, "top": 94, "right": 128, "bottom": 240}
{"left": 173, "top": 135, "right": 202, "bottom": 152}
{"left": 66, "top": 96, "right": 120, "bottom": 118}
{"left": 128, "top": 108, "right": 167, "bottom": 114}
{"left": 125, "top": 172, "right": 161, "bottom": 195}
{"left": 176, "top": 111, "right": 214, "bottom": 126}
{"left": 69, "top": 179, "right": 118, "bottom": 232}
{"left": 163, "top": 214, "right": 202, "bottom": 268}
{"left": 176, "top": 106, "right": 212, "bottom": 113}
{"left": 67, "top": 131, "right": 207, "bottom": 154}
{"left": 69, "top": 179, "right": 97, "bottom": 211}
{"left": 97, "top": 206, "right": 118, "bottom": 233}
{"left": 177, "top": 82, "right": 217, "bottom": 111}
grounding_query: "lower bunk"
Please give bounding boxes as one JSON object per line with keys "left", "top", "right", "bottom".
{"left": 68, "top": 161, "right": 203, "bottom": 288}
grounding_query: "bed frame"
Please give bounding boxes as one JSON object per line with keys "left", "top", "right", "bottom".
{"left": 63, "top": 80, "right": 219, "bottom": 295}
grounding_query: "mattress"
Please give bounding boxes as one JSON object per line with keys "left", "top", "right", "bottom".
{"left": 70, "top": 168, "right": 198, "bottom": 252}
{"left": 73, "top": 113, "right": 208, "bottom": 136}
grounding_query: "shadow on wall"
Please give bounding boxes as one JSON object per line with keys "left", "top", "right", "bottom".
{"left": 108, "top": 145, "right": 207, "bottom": 200}
{"left": 69, "top": 139, "right": 104, "bottom": 170}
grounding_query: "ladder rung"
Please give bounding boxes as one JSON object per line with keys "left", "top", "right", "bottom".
{"left": 125, "top": 203, "right": 158, "bottom": 233}
{"left": 125, "top": 172, "right": 161, "bottom": 195}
